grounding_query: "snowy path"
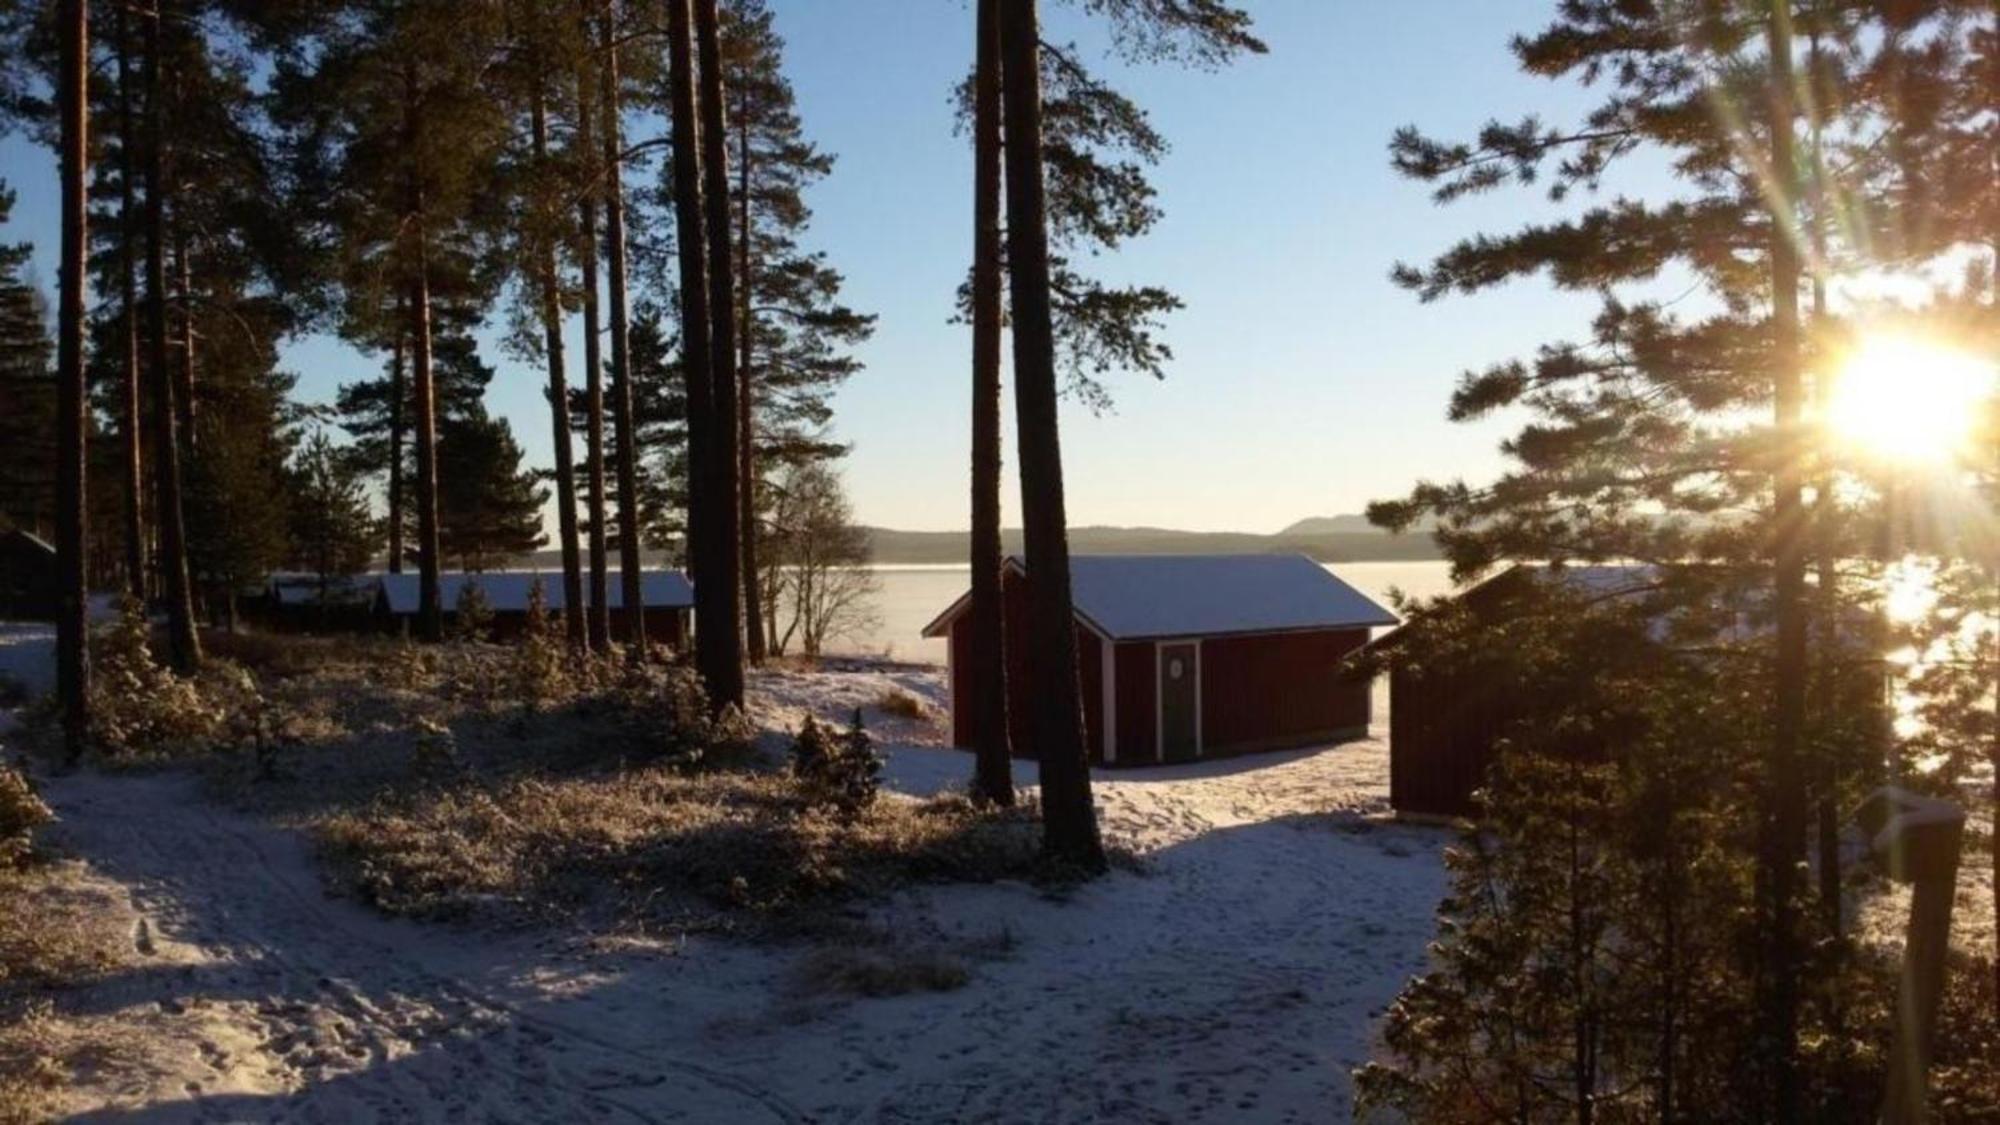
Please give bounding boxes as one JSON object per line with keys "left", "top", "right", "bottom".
{"left": 33, "top": 742, "right": 1447, "bottom": 1123}
{"left": 8, "top": 643, "right": 1452, "bottom": 1123}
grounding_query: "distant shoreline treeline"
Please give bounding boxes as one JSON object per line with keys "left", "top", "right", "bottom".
{"left": 512, "top": 520, "right": 1443, "bottom": 570}
{"left": 861, "top": 523, "right": 1443, "bottom": 565}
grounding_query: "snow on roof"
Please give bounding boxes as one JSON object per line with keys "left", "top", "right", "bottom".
{"left": 923, "top": 554, "right": 1398, "bottom": 640}
{"left": 3, "top": 529, "right": 54, "bottom": 554}
{"left": 378, "top": 570, "right": 692, "bottom": 615}
{"left": 269, "top": 574, "right": 381, "bottom": 606}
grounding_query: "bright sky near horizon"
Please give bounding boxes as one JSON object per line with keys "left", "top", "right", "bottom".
{"left": 0, "top": 0, "right": 1637, "bottom": 536}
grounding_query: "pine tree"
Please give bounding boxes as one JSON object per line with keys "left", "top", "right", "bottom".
{"left": 1364, "top": 1, "right": 1988, "bottom": 1108}
{"left": 997, "top": 0, "right": 1102, "bottom": 872}
{"left": 333, "top": 306, "right": 494, "bottom": 567}
{"left": 55, "top": 0, "right": 89, "bottom": 762}
{"left": 436, "top": 408, "right": 549, "bottom": 574}
{"left": 0, "top": 181, "right": 54, "bottom": 535}
{"left": 501, "top": 3, "right": 590, "bottom": 653}
{"left": 965, "top": 0, "right": 1011, "bottom": 806}
{"left": 570, "top": 7, "right": 614, "bottom": 652}
{"left": 1354, "top": 582, "right": 1772, "bottom": 1122}
{"left": 695, "top": 0, "right": 746, "bottom": 708}
{"left": 599, "top": 0, "right": 647, "bottom": 658}
{"left": 141, "top": 0, "right": 198, "bottom": 670}
{"left": 959, "top": 0, "right": 1260, "bottom": 804}
{"left": 713, "top": 0, "right": 874, "bottom": 664}
{"left": 286, "top": 430, "right": 379, "bottom": 615}
{"left": 184, "top": 370, "right": 294, "bottom": 633}
{"left": 268, "top": 1, "right": 510, "bottom": 641}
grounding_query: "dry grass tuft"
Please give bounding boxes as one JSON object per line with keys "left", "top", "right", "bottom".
{"left": 789, "top": 942, "right": 970, "bottom": 999}
{"left": 314, "top": 772, "right": 1046, "bottom": 933}
{"left": 873, "top": 688, "right": 931, "bottom": 722}
{"left": 0, "top": 862, "right": 127, "bottom": 1124}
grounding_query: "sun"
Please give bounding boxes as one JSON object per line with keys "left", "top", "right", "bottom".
{"left": 1822, "top": 335, "right": 1996, "bottom": 465}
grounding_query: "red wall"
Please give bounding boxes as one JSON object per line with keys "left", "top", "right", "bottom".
{"left": 1112, "top": 641, "right": 1155, "bottom": 762}
{"left": 947, "top": 584, "right": 1370, "bottom": 765}
{"left": 1199, "top": 628, "right": 1372, "bottom": 755}
{"left": 947, "top": 569, "right": 1104, "bottom": 762}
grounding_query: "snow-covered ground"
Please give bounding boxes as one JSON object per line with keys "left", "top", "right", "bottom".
{"left": 0, "top": 621, "right": 56, "bottom": 698}
{"left": 6, "top": 642, "right": 1451, "bottom": 1122}
{"left": 8, "top": 630, "right": 1987, "bottom": 1122}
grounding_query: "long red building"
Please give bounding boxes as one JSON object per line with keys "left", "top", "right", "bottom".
{"left": 922, "top": 555, "right": 1397, "bottom": 765}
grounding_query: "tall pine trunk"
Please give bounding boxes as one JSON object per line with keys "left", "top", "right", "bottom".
{"left": 114, "top": 0, "right": 145, "bottom": 602}
{"left": 1762, "top": 6, "right": 1808, "bottom": 1116}
{"left": 404, "top": 66, "right": 443, "bottom": 643}
{"left": 174, "top": 233, "right": 197, "bottom": 452}
{"left": 56, "top": 0, "right": 89, "bottom": 763}
{"left": 387, "top": 307, "right": 405, "bottom": 573}
{"left": 600, "top": 4, "right": 646, "bottom": 657}
{"left": 1986, "top": 0, "right": 1999, "bottom": 1028}
{"left": 1805, "top": 19, "right": 1843, "bottom": 946}
{"left": 145, "top": 0, "right": 200, "bottom": 672}
{"left": 694, "top": 0, "right": 745, "bottom": 709}
{"left": 967, "top": 0, "right": 1014, "bottom": 806}
{"left": 530, "top": 77, "right": 587, "bottom": 653}
{"left": 664, "top": 0, "right": 719, "bottom": 680}
{"left": 736, "top": 89, "right": 765, "bottom": 666}
{"left": 575, "top": 46, "right": 610, "bottom": 650}
{"left": 996, "top": 0, "right": 1102, "bottom": 871}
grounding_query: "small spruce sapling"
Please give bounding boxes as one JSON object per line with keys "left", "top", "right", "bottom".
{"left": 512, "top": 577, "right": 570, "bottom": 710}
{"left": 451, "top": 582, "right": 494, "bottom": 643}
{"left": 790, "top": 708, "right": 881, "bottom": 818}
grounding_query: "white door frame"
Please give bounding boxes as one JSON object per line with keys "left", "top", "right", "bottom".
{"left": 1153, "top": 638, "right": 1203, "bottom": 762}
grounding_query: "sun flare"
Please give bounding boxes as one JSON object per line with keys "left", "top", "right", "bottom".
{"left": 1823, "top": 335, "right": 1996, "bottom": 465}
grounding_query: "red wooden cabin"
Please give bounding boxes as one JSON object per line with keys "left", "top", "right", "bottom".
{"left": 376, "top": 570, "right": 693, "bottom": 647}
{"left": 922, "top": 555, "right": 1396, "bottom": 765}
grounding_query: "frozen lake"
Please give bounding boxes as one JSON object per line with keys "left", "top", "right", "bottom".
{"left": 824, "top": 559, "right": 1459, "bottom": 665}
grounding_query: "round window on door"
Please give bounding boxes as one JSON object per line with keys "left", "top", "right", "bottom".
{"left": 1168, "top": 657, "right": 1185, "bottom": 680}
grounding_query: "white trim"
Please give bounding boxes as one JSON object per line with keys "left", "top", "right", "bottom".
{"left": 945, "top": 620, "right": 960, "bottom": 747}
{"left": 1153, "top": 638, "right": 1204, "bottom": 762}
{"left": 1101, "top": 638, "right": 1117, "bottom": 763}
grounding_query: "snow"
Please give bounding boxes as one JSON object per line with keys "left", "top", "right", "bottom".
{"left": 5, "top": 652, "right": 1455, "bottom": 1121}
{"left": 377, "top": 570, "right": 694, "bottom": 614}
{"left": 2, "top": 613, "right": 1993, "bottom": 1124}
{"left": 925, "top": 555, "right": 1399, "bottom": 640}
{"left": 0, "top": 621, "right": 56, "bottom": 698}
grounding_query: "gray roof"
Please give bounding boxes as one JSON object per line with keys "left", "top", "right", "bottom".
{"left": 924, "top": 554, "right": 1398, "bottom": 641}
{"left": 378, "top": 570, "right": 692, "bottom": 615}
{"left": 269, "top": 574, "right": 381, "bottom": 606}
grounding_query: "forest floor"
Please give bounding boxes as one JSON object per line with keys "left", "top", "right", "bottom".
{"left": 0, "top": 628, "right": 1453, "bottom": 1123}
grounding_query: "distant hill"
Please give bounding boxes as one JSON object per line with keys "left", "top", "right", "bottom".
{"left": 517, "top": 515, "right": 1441, "bottom": 570}
{"left": 865, "top": 517, "right": 1440, "bottom": 565}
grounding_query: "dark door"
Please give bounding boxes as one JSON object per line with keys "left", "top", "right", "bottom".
{"left": 1159, "top": 642, "right": 1198, "bottom": 762}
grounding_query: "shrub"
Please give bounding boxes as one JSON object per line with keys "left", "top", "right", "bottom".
{"left": 790, "top": 710, "right": 881, "bottom": 819}
{"left": 511, "top": 578, "right": 570, "bottom": 709}
{"left": 0, "top": 767, "right": 50, "bottom": 870}
{"left": 410, "top": 718, "right": 462, "bottom": 783}
{"left": 451, "top": 582, "right": 493, "bottom": 643}
{"left": 87, "top": 597, "right": 230, "bottom": 759}
{"left": 874, "top": 687, "right": 930, "bottom": 721}
{"left": 605, "top": 662, "right": 754, "bottom": 765}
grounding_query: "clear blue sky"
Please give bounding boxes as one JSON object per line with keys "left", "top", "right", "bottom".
{"left": 0, "top": 0, "right": 1631, "bottom": 535}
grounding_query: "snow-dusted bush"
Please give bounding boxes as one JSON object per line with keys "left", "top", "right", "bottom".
{"left": 0, "top": 765, "right": 51, "bottom": 869}
{"left": 86, "top": 596, "right": 258, "bottom": 760}
{"left": 451, "top": 583, "right": 493, "bottom": 643}
{"left": 790, "top": 710, "right": 881, "bottom": 819}
{"left": 510, "top": 578, "right": 570, "bottom": 709}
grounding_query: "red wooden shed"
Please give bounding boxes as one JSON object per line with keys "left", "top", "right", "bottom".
{"left": 922, "top": 555, "right": 1397, "bottom": 765}
{"left": 1371, "top": 564, "right": 1663, "bottom": 819}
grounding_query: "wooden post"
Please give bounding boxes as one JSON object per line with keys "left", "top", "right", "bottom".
{"left": 1852, "top": 787, "right": 1966, "bottom": 1125}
